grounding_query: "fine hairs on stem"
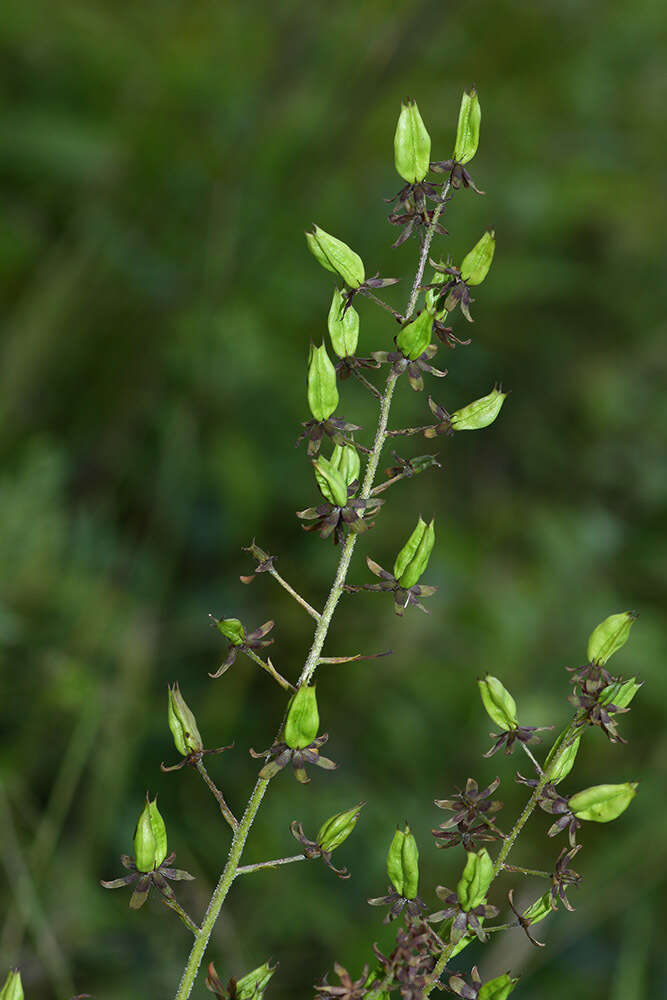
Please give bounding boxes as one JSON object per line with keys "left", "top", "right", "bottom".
{"left": 6, "top": 89, "right": 641, "bottom": 1000}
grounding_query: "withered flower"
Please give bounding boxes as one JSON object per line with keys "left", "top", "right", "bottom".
{"left": 423, "top": 396, "right": 453, "bottom": 439}
{"left": 429, "top": 887, "right": 498, "bottom": 943}
{"left": 507, "top": 889, "right": 546, "bottom": 949}
{"left": 386, "top": 180, "right": 448, "bottom": 248}
{"left": 290, "top": 821, "right": 350, "bottom": 879}
{"left": 249, "top": 733, "right": 337, "bottom": 785}
{"left": 372, "top": 921, "right": 440, "bottom": 1000}
{"left": 483, "top": 723, "right": 552, "bottom": 759}
{"left": 316, "top": 963, "right": 369, "bottom": 1000}
{"left": 550, "top": 845, "right": 582, "bottom": 911}
{"left": 384, "top": 451, "right": 442, "bottom": 481}
{"left": 430, "top": 158, "right": 484, "bottom": 195}
{"left": 297, "top": 482, "right": 383, "bottom": 546}
{"left": 515, "top": 777, "right": 581, "bottom": 846}
{"left": 367, "top": 886, "right": 427, "bottom": 924}
{"left": 421, "top": 261, "right": 476, "bottom": 322}
{"left": 344, "top": 556, "right": 437, "bottom": 617}
{"left": 568, "top": 662, "right": 629, "bottom": 743}
{"left": 448, "top": 966, "right": 483, "bottom": 999}
{"left": 433, "top": 777, "right": 504, "bottom": 851}
{"left": 209, "top": 617, "right": 275, "bottom": 679}
{"left": 101, "top": 852, "right": 194, "bottom": 910}
{"left": 297, "top": 415, "right": 362, "bottom": 458}
{"left": 371, "top": 343, "right": 447, "bottom": 393}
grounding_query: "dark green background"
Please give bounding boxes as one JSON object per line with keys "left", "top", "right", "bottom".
{"left": 1, "top": 1, "right": 665, "bottom": 997}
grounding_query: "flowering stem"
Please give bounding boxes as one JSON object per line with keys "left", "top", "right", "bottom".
{"left": 405, "top": 182, "right": 450, "bottom": 320}
{"left": 195, "top": 760, "right": 239, "bottom": 832}
{"left": 235, "top": 854, "right": 306, "bottom": 876}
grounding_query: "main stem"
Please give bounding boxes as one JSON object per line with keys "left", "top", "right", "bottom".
{"left": 173, "top": 245, "right": 428, "bottom": 998}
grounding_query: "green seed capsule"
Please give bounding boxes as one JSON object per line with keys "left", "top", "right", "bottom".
{"left": 398, "top": 518, "right": 435, "bottom": 589}
{"left": 453, "top": 88, "right": 481, "bottom": 165}
{"left": 330, "top": 443, "right": 360, "bottom": 489}
{"left": 386, "top": 824, "right": 420, "bottom": 899}
{"left": 548, "top": 735, "right": 580, "bottom": 784}
{"left": 284, "top": 685, "right": 320, "bottom": 750}
{"left": 328, "top": 288, "right": 360, "bottom": 358}
{"left": 522, "top": 891, "right": 552, "bottom": 925}
{"left": 134, "top": 795, "right": 168, "bottom": 873}
{"left": 569, "top": 782, "right": 638, "bottom": 823}
{"left": 478, "top": 675, "right": 519, "bottom": 731}
{"left": 425, "top": 261, "right": 449, "bottom": 319}
{"left": 450, "top": 387, "right": 506, "bottom": 431}
{"left": 460, "top": 230, "right": 495, "bottom": 286}
{"left": 235, "top": 961, "right": 277, "bottom": 1000}
{"left": 168, "top": 682, "right": 203, "bottom": 757}
{"left": 306, "top": 225, "right": 365, "bottom": 289}
{"left": 313, "top": 455, "right": 349, "bottom": 507}
{"left": 587, "top": 611, "right": 638, "bottom": 665}
{"left": 307, "top": 343, "right": 339, "bottom": 422}
{"left": 479, "top": 974, "right": 519, "bottom": 1000}
{"left": 394, "top": 100, "right": 432, "bottom": 184}
{"left": 393, "top": 517, "right": 426, "bottom": 581}
{"left": 215, "top": 618, "right": 246, "bottom": 645}
{"left": 598, "top": 677, "right": 642, "bottom": 709}
{"left": 456, "top": 848, "right": 494, "bottom": 911}
{"left": 396, "top": 310, "right": 434, "bottom": 361}
{"left": 0, "top": 970, "right": 23, "bottom": 1000}
{"left": 317, "top": 802, "right": 365, "bottom": 853}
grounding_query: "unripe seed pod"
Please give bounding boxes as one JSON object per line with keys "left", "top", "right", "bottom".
{"left": 168, "top": 682, "right": 203, "bottom": 757}
{"left": 284, "top": 685, "right": 319, "bottom": 750}
{"left": 453, "top": 88, "right": 481, "bottom": 165}
{"left": 598, "top": 677, "right": 642, "bottom": 709}
{"left": 0, "top": 970, "right": 23, "bottom": 1000}
{"left": 548, "top": 735, "right": 580, "bottom": 784}
{"left": 307, "top": 343, "right": 339, "bottom": 422}
{"left": 425, "top": 262, "right": 449, "bottom": 319}
{"left": 522, "top": 891, "right": 552, "bottom": 925}
{"left": 396, "top": 310, "right": 433, "bottom": 361}
{"left": 479, "top": 974, "right": 519, "bottom": 1000}
{"left": 306, "top": 225, "right": 365, "bottom": 289}
{"left": 386, "top": 824, "right": 420, "bottom": 899}
{"left": 313, "top": 455, "right": 349, "bottom": 507}
{"left": 134, "top": 795, "right": 168, "bottom": 873}
{"left": 460, "top": 230, "right": 495, "bottom": 286}
{"left": 317, "top": 802, "right": 365, "bottom": 853}
{"left": 569, "top": 782, "right": 638, "bottom": 823}
{"left": 450, "top": 387, "right": 506, "bottom": 431}
{"left": 457, "top": 848, "right": 494, "bottom": 910}
{"left": 398, "top": 518, "right": 435, "bottom": 589}
{"left": 394, "top": 100, "right": 432, "bottom": 184}
{"left": 393, "top": 517, "right": 427, "bottom": 581}
{"left": 328, "top": 288, "right": 359, "bottom": 358}
{"left": 330, "top": 443, "right": 360, "bottom": 489}
{"left": 478, "top": 675, "right": 519, "bottom": 731}
{"left": 587, "top": 611, "right": 638, "bottom": 665}
{"left": 236, "top": 961, "right": 277, "bottom": 1000}
{"left": 215, "top": 618, "right": 246, "bottom": 645}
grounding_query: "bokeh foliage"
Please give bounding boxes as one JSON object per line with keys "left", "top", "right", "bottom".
{"left": 1, "top": 1, "right": 665, "bottom": 997}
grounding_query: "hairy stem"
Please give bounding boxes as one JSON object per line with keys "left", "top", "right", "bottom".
{"left": 162, "top": 896, "right": 200, "bottom": 936}
{"left": 235, "top": 854, "right": 306, "bottom": 876}
{"left": 173, "top": 194, "right": 449, "bottom": 1000}
{"left": 244, "top": 648, "right": 295, "bottom": 692}
{"left": 245, "top": 541, "right": 322, "bottom": 622}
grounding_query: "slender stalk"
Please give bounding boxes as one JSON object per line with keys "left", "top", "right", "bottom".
{"left": 423, "top": 719, "right": 581, "bottom": 997}
{"left": 162, "top": 896, "right": 200, "bottom": 936}
{"left": 501, "top": 864, "right": 550, "bottom": 878}
{"left": 173, "top": 189, "right": 449, "bottom": 1000}
{"left": 195, "top": 760, "right": 239, "bottom": 832}
{"left": 520, "top": 742, "right": 544, "bottom": 775}
{"left": 245, "top": 541, "right": 321, "bottom": 621}
{"left": 244, "top": 648, "right": 295, "bottom": 692}
{"left": 235, "top": 855, "right": 306, "bottom": 877}
{"left": 351, "top": 367, "right": 383, "bottom": 400}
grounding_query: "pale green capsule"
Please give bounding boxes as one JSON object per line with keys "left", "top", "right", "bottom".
{"left": 236, "top": 961, "right": 277, "bottom": 1000}
{"left": 453, "top": 89, "right": 481, "bottom": 165}
{"left": 478, "top": 675, "right": 519, "bottom": 731}
{"left": 0, "top": 970, "right": 23, "bottom": 1000}
{"left": 134, "top": 795, "right": 168, "bottom": 873}
{"left": 313, "top": 455, "right": 349, "bottom": 508}
{"left": 168, "top": 682, "right": 203, "bottom": 757}
{"left": 306, "top": 225, "right": 365, "bottom": 288}
{"left": 396, "top": 310, "right": 433, "bottom": 361}
{"left": 569, "top": 782, "right": 638, "bottom": 823}
{"left": 394, "top": 100, "right": 431, "bottom": 184}
{"left": 331, "top": 442, "right": 360, "bottom": 488}
{"left": 598, "top": 677, "right": 642, "bottom": 709}
{"left": 317, "top": 802, "right": 365, "bottom": 853}
{"left": 393, "top": 517, "right": 427, "bottom": 581}
{"left": 328, "top": 287, "right": 360, "bottom": 358}
{"left": 284, "top": 685, "right": 319, "bottom": 750}
{"left": 215, "top": 618, "right": 246, "bottom": 645}
{"left": 307, "top": 343, "right": 339, "bottom": 422}
{"left": 479, "top": 974, "right": 519, "bottom": 1000}
{"left": 548, "top": 735, "right": 580, "bottom": 784}
{"left": 460, "top": 230, "right": 495, "bottom": 286}
{"left": 522, "top": 891, "right": 553, "bottom": 924}
{"left": 450, "top": 387, "right": 506, "bottom": 431}
{"left": 587, "top": 611, "right": 638, "bottom": 665}
{"left": 386, "top": 824, "right": 419, "bottom": 899}
{"left": 398, "top": 519, "right": 435, "bottom": 589}
{"left": 456, "top": 848, "right": 494, "bottom": 910}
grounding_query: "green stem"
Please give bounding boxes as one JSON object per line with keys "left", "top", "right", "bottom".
{"left": 195, "top": 759, "right": 239, "bottom": 832}
{"left": 162, "top": 896, "right": 200, "bottom": 936}
{"left": 235, "top": 854, "right": 306, "bottom": 876}
{"left": 244, "top": 647, "right": 295, "bottom": 692}
{"left": 423, "top": 718, "right": 581, "bottom": 997}
{"left": 245, "top": 541, "right": 322, "bottom": 621}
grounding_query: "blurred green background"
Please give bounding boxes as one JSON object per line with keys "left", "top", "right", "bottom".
{"left": 1, "top": 0, "right": 665, "bottom": 997}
